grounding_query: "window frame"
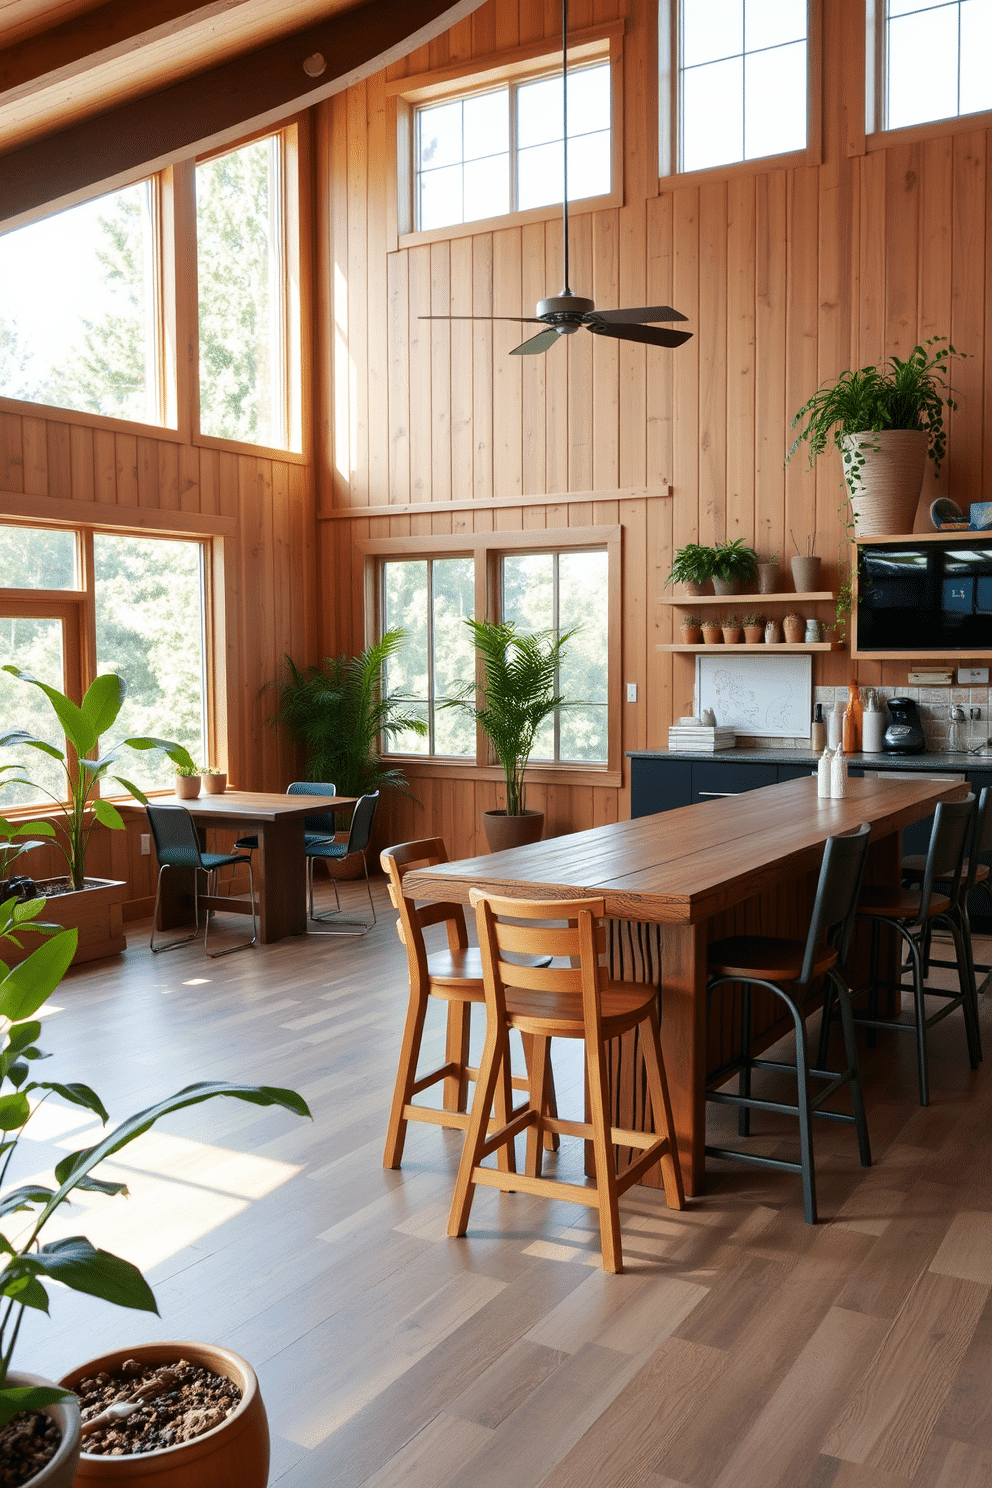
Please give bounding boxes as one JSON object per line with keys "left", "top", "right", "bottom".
{"left": 658, "top": 0, "right": 823, "bottom": 185}
{"left": 359, "top": 526, "right": 622, "bottom": 787}
{"left": 388, "top": 23, "right": 625, "bottom": 249}
{"left": 865, "top": 0, "right": 992, "bottom": 143}
{"left": 0, "top": 514, "right": 223, "bottom": 810}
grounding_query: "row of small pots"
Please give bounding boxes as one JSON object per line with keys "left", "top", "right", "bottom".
{"left": 684, "top": 555, "right": 822, "bottom": 598}
{"left": 682, "top": 617, "right": 813, "bottom": 644}
{"left": 174, "top": 773, "right": 227, "bottom": 800}
{"left": 24, "top": 1342, "right": 266, "bottom": 1488}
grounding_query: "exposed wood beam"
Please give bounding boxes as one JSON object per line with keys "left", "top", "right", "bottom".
{"left": 0, "top": 0, "right": 483, "bottom": 228}
{"left": 0, "top": 0, "right": 244, "bottom": 99}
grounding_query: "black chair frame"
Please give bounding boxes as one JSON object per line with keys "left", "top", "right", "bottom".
{"left": 147, "top": 804, "right": 257, "bottom": 958}
{"left": 306, "top": 790, "right": 380, "bottom": 936}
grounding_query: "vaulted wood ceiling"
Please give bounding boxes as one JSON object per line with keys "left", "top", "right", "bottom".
{"left": 0, "top": 0, "right": 482, "bottom": 225}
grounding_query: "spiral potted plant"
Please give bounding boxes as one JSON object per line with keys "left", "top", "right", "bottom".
{"left": 787, "top": 338, "right": 966, "bottom": 537}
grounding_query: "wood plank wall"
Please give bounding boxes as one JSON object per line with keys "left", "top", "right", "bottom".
{"left": 316, "top": 0, "right": 992, "bottom": 861}
{"left": 0, "top": 412, "right": 318, "bottom": 907}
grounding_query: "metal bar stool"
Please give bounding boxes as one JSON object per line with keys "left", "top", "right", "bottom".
{"left": 147, "top": 804, "right": 256, "bottom": 958}
{"left": 706, "top": 823, "right": 872, "bottom": 1225}
{"left": 902, "top": 784, "right": 992, "bottom": 1006}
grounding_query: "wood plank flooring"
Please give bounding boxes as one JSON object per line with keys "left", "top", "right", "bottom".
{"left": 16, "top": 877, "right": 992, "bottom": 1486}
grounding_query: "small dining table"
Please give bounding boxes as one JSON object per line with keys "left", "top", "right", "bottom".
{"left": 147, "top": 790, "right": 358, "bottom": 944}
{"left": 404, "top": 773, "right": 966, "bottom": 1194}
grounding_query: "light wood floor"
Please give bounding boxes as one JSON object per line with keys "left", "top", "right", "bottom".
{"left": 17, "top": 877, "right": 992, "bottom": 1487}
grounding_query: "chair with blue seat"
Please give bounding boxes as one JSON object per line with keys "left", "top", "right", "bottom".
{"left": 306, "top": 790, "right": 380, "bottom": 934}
{"left": 233, "top": 781, "right": 337, "bottom": 858}
{"left": 147, "top": 803, "right": 256, "bottom": 957}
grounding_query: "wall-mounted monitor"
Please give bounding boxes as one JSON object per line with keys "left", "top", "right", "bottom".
{"left": 855, "top": 539, "right": 992, "bottom": 653}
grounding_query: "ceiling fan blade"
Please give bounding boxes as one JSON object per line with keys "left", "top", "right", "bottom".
{"left": 586, "top": 304, "right": 689, "bottom": 325}
{"left": 585, "top": 321, "right": 693, "bottom": 348}
{"left": 418, "top": 314, "right": 544, "bottom": 323}
{"left": 510, "top": 328, "right": 562, "bottom": 356}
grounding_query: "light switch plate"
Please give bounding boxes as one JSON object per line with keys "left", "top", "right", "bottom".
{"left": 626, "top": 683, "right": 637, "bottom": 703}
{"left": 958, "top": 667, "right": 990, "bottom": 685}
{"left": 140, "top": 834, "right": 151, "bottom": 856}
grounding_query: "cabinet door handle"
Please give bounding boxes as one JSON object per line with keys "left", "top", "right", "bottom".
{"left": 696, "top": 790, "right": 742, "bottom": 797}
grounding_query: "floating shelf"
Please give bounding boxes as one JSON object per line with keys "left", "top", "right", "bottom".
{"left": 662, "top": 591, "right": 836, "bottom": 606}
{"left": 658, "top": 642, "right": 844, "bottom": 653}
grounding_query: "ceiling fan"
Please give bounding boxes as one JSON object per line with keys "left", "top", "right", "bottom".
{"left": 421, "top": 0, "right": 692, "bottom": 357}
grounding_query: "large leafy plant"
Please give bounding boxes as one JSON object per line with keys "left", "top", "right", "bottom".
{"left": 787, "top": 338, "right": 966, "bottom": 495}
{"left": 269, "top": 631, "right": 427, "bottom": 798}
{"left": 0, "top": 669, "right": 195, "bottom": 891}
{"left": 0, "top": 892, "right": 311, "bottom": 1429}
{"left": 445, "top": 618, "right": 574, "bottom": 818}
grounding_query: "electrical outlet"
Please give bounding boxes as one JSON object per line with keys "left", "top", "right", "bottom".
{"left": 626, "top": 683, "right": 637, "bottom": 703}
{"left": 958, "top": 667, "right": 989, "bottom": 685}
{"left": 140, "top": 834, "right": 151, "bottom": 856}
{"left": 971, "top": 707, "right": 982, "bottom": 721}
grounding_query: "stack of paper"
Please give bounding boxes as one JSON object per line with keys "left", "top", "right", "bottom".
{"left": 667, "top": 725, "right": 736, "bottom": 753}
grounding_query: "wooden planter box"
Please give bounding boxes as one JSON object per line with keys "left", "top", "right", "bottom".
{"left": 5, "top": 879, "right": 126, "bottom": 968}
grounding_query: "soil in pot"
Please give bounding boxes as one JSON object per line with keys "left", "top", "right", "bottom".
{"left": 0, "top": 1412, "right": 62, "bottom": 1486}
{"left": 75, "top": 1359, "right": 241, "bottom": 1457}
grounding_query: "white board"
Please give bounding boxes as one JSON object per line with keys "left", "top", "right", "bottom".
{"left": 695, "top": 653, "right": 812, "bottom": 739}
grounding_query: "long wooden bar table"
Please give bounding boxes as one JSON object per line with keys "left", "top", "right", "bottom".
{"left": 145, "top": 791, "right": 358, "bottom": 944}
{"left": 404, "top": 774, "right": 965, "bottom": 1195}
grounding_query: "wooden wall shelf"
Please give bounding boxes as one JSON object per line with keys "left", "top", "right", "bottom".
{"left": 662, "top": 591, "right": 836, "bottom": 606}
{"left": 658, "top": 642, "right": 843, "bottom": 653}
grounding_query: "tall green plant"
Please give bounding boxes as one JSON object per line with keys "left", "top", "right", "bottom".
{"left": 0, "top": 670, "right": 195, "bottom": 891}
{"left": 445, "top": 619, "right": 575, "bottom": 817}
{"left": 269, "top": 631, "right": 427, "bottom": 798}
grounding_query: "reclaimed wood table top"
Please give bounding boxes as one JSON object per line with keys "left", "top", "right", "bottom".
{"left": 137, "top": 791, "right": 359, "bottom": 822}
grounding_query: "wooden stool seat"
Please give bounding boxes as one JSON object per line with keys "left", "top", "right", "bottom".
{"left": 449, "top": 891, "right": 685, "bottom": 1273}
{"left": 857, "top": 885, "right": 950, "bottom": 919}
{"left": 708, "top": 935, "right": 837, "bottom": 984}
{"left": 426, "top": 947, "right": 486, "bottom": 997}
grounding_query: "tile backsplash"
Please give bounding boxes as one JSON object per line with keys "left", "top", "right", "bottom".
{"left": 811, "top": 685, "right": 992, "bottom": 755}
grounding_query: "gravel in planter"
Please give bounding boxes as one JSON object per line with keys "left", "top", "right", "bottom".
{"left": 0, "top": 1411, "right": 61, "bottom": 1487}
{"left": 77, "top": 1359, "right": 241, "bottom": 1456}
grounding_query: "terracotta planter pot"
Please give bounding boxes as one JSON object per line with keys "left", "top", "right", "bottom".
{"left": 202, "top": 773, "right": 227, "bottom": 795}
{"left": 841, "top": 428, "right": 928, "bottom": 537}
{"left": 783, "top": 618, "right": 805, "bottom": 643}
{"left": 3, "top": 1371, "right": 81, "bottom": 1488}
{"left": 790, "top": 556, "right": 822, "bottom": 593}
{"left": 743, "top": 626, "right": 764, "bottom": 644}
{"left": 682, "top": 580, "right": 712, "bottom": 597}
{"left": 721, "top": 626, "right": 743, "bottom": 644}
{"left": 711, "top": 576, "right": 743, "bottom": 596}
{"left": 680, "top": 625, "right": 702, "bottom": 644}
{"left": 700, "top": 624, "right": 723, "bottom": 645}
{"left": 61, "top": 1343, "right": 268, "bottom": 1488}
{"left": 175, "top": 775, "right": 201, "bottom": 800}
{"left": 482, "top": 810, "right": 544, "bottom": 852}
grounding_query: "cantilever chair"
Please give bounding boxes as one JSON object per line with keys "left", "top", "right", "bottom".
{"left": 233, "top": 781, "right": 337, "bottom": 859}
{"left": 706, "top": 822, "right": 872, "bottom": 1225}
{"left": 306, "top": 790, "right": 379, "bottom": 934}
{"left": 380, "top": 837, "right": 557, "bottom": 1169}
{"left": 147, "top": 803, "right": 256, "bottom": 957}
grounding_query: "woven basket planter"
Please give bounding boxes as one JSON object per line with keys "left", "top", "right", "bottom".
{"left": 841, "top": 429, "right": 928, "bottom": 537}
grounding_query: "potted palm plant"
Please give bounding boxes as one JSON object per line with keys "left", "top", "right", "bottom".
{"left": 0, "top": 671, "right": 195, "bottom": 966}
{"left": 787, "top": 338, "right": 966, "bottom": 536}
{"left": 444, "top": 618, "right": 574, "bottom": 852}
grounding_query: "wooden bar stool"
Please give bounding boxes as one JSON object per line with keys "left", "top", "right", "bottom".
{"left": 835, "top": 795, "right": 980, "bottom": 1106}
{"left": 380, "top": 839, "right": 556, "bottom": 1170}
{"left": 707, "top": 823, "right": 872, "bottom": 1225}
{"left": 448, "top": 891, "right": 685, "bottom": 1274}
{"left": 902, "top": 785, "right": 992, "bottom": 1006}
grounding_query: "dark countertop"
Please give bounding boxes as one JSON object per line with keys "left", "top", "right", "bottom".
{"left": 627, "top": 747, "right": 992, "bottom": 770}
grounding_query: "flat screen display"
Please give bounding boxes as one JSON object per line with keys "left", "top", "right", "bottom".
{"left": 856, "top": 541, "right": 992, "bottom": 651}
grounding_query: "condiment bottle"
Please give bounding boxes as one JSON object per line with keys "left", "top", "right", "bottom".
{"left": 817, "top": 745, "right": 832, "bottom": 797}
{"left": 843, "top": 681, "right": 863, "bottom": 753}
{"left": 862, "top": 691, "right": 885, "bottom": 753}
{"left": 811, "top": 703, "right": 826, "bottom": 752}
{"left": 827, "top": 700, "right": 844, "bottom": 749}
{"left": 830, "top": 745, "right": 848, "bottom": 798}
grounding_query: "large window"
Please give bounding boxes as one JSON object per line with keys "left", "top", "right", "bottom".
{"left": 377, "top": 538, "right": 613, "bottom": 770}
{"left": 414, "top": 62, "right": 611, "bottom": 231}
{"left": 0, "top": 181, "right": 161, "bottom": 423}
{"left": 672, "top": 0, "right": 809, "bottom": 173}
{"left": 881, "top": 0, "right": 992, "bottom": 131}
{"left": 0, "top": 523, "right": 210, "bottom": 806}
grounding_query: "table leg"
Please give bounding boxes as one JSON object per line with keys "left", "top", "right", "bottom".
{"left": 254, "top": 818, "right": 308, "bottom": 942}
{"left": 659, "top": 921, "right": 709, "bottom": 1197}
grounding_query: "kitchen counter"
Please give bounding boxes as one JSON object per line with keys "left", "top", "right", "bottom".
{"left": 628, "top": 747, "right": 989, "bottom": 770}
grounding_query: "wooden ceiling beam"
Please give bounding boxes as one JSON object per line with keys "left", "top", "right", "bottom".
{"left": 0, "top": 0, "right": 245, "bottom": 99}
{"left": 0, "top": 0, "right": 482, "bottom": 228}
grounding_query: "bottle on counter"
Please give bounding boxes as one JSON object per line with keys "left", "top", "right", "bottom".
{"left": 843, "top": 681, "right": 863, "bottom": 753}
{"left": 811, "top": 703, "right": 826, "bottom": 752}
{"left": 828, "top": 700, "right": 845, "bottom": 749}
{"left": 830, "top": 745, "right": 848, "bottom": 798}
{"left": 862, "top": 690, "right": 885, "bottom": 753}
{"left": 818, "top": 745, "right": 832, "bottom": 798}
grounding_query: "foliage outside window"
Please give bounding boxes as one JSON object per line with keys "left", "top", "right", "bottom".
{"left": 881, "top": 0, "right": 992, "bottom": 131}
{"left": 414, "top": 61, "right": 611, "bottom": 231}
{"left": 381, "top": 557, "right": 476, "bottom": 756}
{"left": 677, "top": 0, "right": 808, "bottom": 173}
{"left": 0, "top": 524, "right": 209, "bottom": 805}
{"left": 196, "top": 134, "right": 293, "bottom": 448}
{"left": 0, "top": 181, "right": 160, "bottom": 423}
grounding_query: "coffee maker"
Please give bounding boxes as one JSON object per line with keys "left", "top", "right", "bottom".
{"left": 882, "top": 697, "right": 926, "bottom": 755}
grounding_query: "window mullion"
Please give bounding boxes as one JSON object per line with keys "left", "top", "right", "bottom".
{"left": 508, "top": 85, "right": 519, "bottom": 212}
{"left": 427, "top": 559, "right": 437, "bottom": 755}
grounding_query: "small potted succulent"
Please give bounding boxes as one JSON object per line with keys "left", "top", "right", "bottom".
{"left": 783, "top": 612, "right": 806, "bottom": 643}
{"left": 173, "top": 763, "right": 201, "bottom": 800}
{"left": 742, "top": 614, "right": 765, "bottom": 644}
{"left": 679, "top": 614, "right": 702, "bottom": 644}
{"left": 765, "top": 618, "right": 783, "bottom": 644}
{"left": 711, "top": 539, "right": 758, "bottom": 595}
{"left": 201, "top": 767, "right": 227, "bottom": 795}
{"left": 721, "top": 615, "right": 743, "bottom": 644}
{"left": 700, "top": 618, "right": 723, "bottom": 645}
{"left": 665, "top": 544, "right": 715, "bottom": 596}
